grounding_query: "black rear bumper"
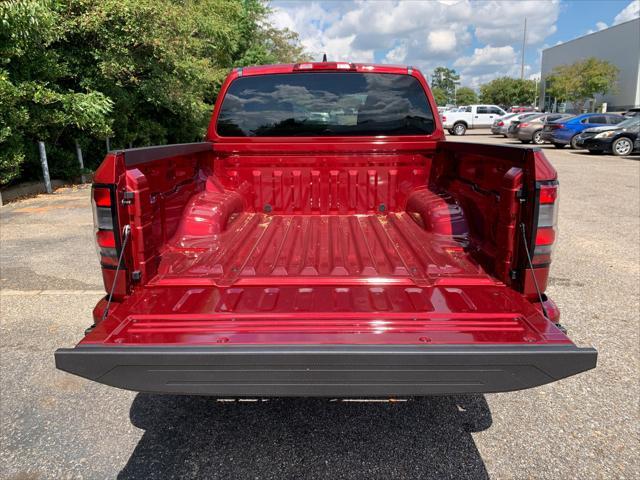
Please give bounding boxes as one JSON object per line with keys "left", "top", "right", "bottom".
{"left": 55, "top": 344, "right": 597, "bottom": 397}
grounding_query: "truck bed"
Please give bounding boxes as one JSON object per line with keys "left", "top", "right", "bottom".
{"left": 61, "top": 221, "right": 594, "bottom": 395}
{"left": 153, "top": 211, "right": 487, "bottom": 287}
{"left": 56, "top": 140, "right": 597, "bottom": 396}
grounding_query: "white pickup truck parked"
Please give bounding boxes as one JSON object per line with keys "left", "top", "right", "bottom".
{"left": 441, "top": 104, "right": 506, "bottom": 135}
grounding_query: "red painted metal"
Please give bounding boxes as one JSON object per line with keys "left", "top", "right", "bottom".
{"left": 80, "top": 63, "right": 573, "bottom": 352}
{"left": 156, "top": 210, "right": 485, "bottom": 287}
{"left": 81, "top": 284, "right": 571, "bottom": 346}
{"left": 211, "top": 151, "right": 431, "bottom": 214}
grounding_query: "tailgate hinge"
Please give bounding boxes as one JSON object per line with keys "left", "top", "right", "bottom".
{"left": 555, "top": 323, "right": 568, "bottom": 334}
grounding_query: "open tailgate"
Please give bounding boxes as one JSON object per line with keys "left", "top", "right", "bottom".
{"left": 55, "top": 284, "right": 596, "bottom": 396}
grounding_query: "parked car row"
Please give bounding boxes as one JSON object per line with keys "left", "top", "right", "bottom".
{"left": 509, "top": 113, "right": 639, "bottom": 156}
{"left": 542, "top": 113, "right": 626, "bottom": 148}
{"left": 508, "top": 113, "right": 570, "bottom": 144}
{"left": 491, "top": 112, "right": 543, "bottom": 138}
{"left": 440, "top": 105, "right": 639, "bottom": 155}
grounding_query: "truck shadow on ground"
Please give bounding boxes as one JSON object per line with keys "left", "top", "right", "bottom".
{"left": 119, "top": 393, "right": 492, "bottom": 480}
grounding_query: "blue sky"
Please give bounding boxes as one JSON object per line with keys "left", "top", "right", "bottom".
{"left": 270, "top": 0, "right": 640, "bottom": 88}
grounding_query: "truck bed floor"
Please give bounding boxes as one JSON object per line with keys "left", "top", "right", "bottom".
{"left": 153, "top": 212, "right": 489, "bottom": 287}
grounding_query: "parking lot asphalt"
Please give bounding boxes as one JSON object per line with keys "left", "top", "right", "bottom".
{"left": 1, "top": 132, "right": 638, "bottom": 479}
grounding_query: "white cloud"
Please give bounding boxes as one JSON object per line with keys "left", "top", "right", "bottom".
{"left": 471, "top": 0, "right": 560, "bottom": 46}
{"left": 613, "top": 1, "right": 640, "bottom": 24}
{"left": 454, "top": 45, "right": 517, "bottom": 69}
{"left": 461, "top": 63, "right": 534, "bottom": 89}
{"left": 270, "top": 0, "right": 476, "bottom": 66}
{"left": 586, "top": 20, "right": 608, "bottom": 35}
{"left": 320, "top": 35, "right": 375, "bottom": 63}
{"left": 384, "top": 43, "right": 408, "bottom": 64}
{"left": 269, "top": 0, "right": 562, "bottom": 86}
{"left": 453, "top": 45, "right": 535, "bottom": 88}
{"left": 270, "top": 2, "right": 372, "bottom": 62}
{"left": 427, "top": 30, "right": 457, "bottom": 54}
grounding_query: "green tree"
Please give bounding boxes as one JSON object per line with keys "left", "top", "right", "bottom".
{"left": 479, "top": 77, "right": 537, "bottom": 107}
{"left": 0, "top": 0, "right": 113, "bottom": 184}
{"left": 545, "top": 57, "right": 618, "bottom": 112}
{"left": 431, "top": 67, "right": 460, "bottom": 104}
{"left": 0, "top": 0, "right": 309, "bottom": 187}
{"left": 455, "top": 87, "right": 477, "bottom": 105}
{"left": 431, "top": 86, "right": 448, "bottom": 106}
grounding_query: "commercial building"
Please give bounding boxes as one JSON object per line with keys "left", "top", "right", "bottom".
{"left": 539, "top": 17, "right": 640, "bottom": 112}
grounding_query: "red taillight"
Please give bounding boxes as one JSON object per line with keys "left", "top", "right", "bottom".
{"left": 539, "top": 184, "right": 557, "bottom": 204}
{"left": 92, "top": 186, "right": 119, "bottom": 266}
{"left": 96, "top": 230, "right": 116, "bottom": 248}
{"left": 498, "top": 121, "right": 504, "bottom": 126}
{"left": 533, "top": 184, "right": 558, "bottom": 264}
{"left": 93, "top": 188, "right": 112, "bottom": 207}
{"left": 535, "top": 227, "right": 555, "bottom": 246}
{"left": 442, "top": 115, "right": 447, "bottom": 122}
{"left": 552, "top": 124, "right": 564, "bottom": 129}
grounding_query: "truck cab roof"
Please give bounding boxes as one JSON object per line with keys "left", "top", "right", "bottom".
{"left": 234, "top": 62, "right": 417, "bottom": 77}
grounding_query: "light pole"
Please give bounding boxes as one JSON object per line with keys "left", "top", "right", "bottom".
{"left": 520, "top": 17, "right": 527, "bottom": 80}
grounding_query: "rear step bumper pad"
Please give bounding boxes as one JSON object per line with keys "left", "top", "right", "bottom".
{"left": 55, "top": 344, "right": 597, "bottom": 397}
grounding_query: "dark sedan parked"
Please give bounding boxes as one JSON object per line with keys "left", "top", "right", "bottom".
{"left": 547, "top": 113, "right": 625, "bottom": 148}
{"left": 575, "top": 116, "right": 640, "bottom": 156}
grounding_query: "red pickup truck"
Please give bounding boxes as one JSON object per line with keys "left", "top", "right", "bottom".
{"left": 55, "top": 62, "right": 596, "bottom": 397}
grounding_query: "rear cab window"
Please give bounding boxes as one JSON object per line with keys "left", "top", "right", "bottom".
{"left": 216, "top": 72, "right": 435, "bottom": 137}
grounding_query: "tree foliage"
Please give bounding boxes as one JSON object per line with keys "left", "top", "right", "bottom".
{"left": 0, "top": 0, "right": 114, "bottom": 184}
{"left": 430, "top": 66, "right": 460, "bottom": 105}
{"left": 545, "top": 57, "right": 619, "bottom": 112}
{"left": 479, "top": 77, "right": 537, "bottom": 107}
{"left": 0, "top": 0, "right": 308, "bottom": 186}
{"left": 454, "top": 87, "right": 477, "bottom": 106}
{"left": 431, "top": 86, "right": 447, "bottom": 106}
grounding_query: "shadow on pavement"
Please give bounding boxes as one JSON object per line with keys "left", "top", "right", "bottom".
{"left": 571, "top": 150, "right": 640, "bottom": 159}
{"left": 119, "top": 394, "right": 492, "bottom": 480}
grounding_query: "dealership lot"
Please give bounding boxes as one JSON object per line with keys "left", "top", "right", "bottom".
{"left": 1, "top": 133, "right": 638, "bottom": 479}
